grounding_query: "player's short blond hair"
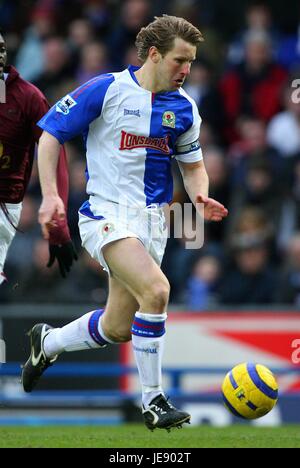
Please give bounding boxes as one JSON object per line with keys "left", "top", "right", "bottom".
{"left": 135, "top": 15, "right": 204, "bottom": 63}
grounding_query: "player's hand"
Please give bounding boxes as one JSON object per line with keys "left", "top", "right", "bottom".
{"left": 196, "top": 194, "right": 228, "bottom": 222}
{"left": 47, "top": 240, "right": 78, "bottom": 278}
{"left": 39, "top": 195, "right": 66, "bottom": 240}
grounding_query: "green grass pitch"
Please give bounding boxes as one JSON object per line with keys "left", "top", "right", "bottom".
{"left": 0, "top": 424, "right": 299, "bottom": 448}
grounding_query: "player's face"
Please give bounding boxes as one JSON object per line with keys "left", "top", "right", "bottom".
{"left": 0, "top": 35, "right": 7, "bottom": 77}
{"left": 158, "top": 38, "right": 196, "bottom": 91}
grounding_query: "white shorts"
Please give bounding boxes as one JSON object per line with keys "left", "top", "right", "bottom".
{"left": 78, "top": 202, "right": 168, "bottom": 274}
{"left": 0, "top": 203, "right": 22, "bottom": 281}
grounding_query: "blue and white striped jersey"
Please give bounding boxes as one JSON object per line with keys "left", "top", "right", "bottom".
{"left": 38, "top": 65, "right": 203, "bottom": 211}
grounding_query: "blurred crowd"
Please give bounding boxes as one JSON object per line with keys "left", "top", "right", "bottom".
{"left": 1, "top": 0, "right": 300, "bottom": 308}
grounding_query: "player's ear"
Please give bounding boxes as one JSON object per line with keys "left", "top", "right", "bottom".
{"left": 148, "top": 46, "right": 161, "bottom": 64}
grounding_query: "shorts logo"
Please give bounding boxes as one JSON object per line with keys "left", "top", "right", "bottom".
{"left": 162, "top": 111, "right": 175, "bottom": 128}
{"left": 56, "top": 95, "right": 77, "bottom": 115}
{"left": 120, "top": 131, "right": 170, "bottom": 154}
{"left": 124, "top": 109, "right": 141, "bottom": 117}
{"left": 102, "top": 222, "right": 115, "bottom": 237}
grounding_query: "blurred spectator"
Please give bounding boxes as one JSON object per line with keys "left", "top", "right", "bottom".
{"left": 277, "top": 233, "right": 300, "bottom": 305}
{"left": 31, "top": 0, "right": 83, "bottom": 30}
{"left": 108, "top": 0, "right": 151, "bottom": 69}
{"left": 12, "top": 239, "right": 63, "bottom": 302}
{"left": 184, "top": 59, "right": 225, "bottom": 135}
{"left": 67, "top": 18, "right": 96, "bottom": 71}
{"left": 76, "top": 41, "right": 109, "bottom": 84}
{"left": 12, "top": 239, "right": 108, "bottom": 304}
{"left": 227, "top": 2, "right": 281, "bottom": 66}
{"left": 0, "top": 1, "right": 16, "bottom": 31}
{"left": 289, "top": 155, "right": 300, "bottom": 228}
{"left": 220, "top": 30, "right": 287, "bottom": 142}
{"left": 267, "top": 82, "right": 300, "bottom": 158}
{"left": 83, "top": 0, "right": 111, "bottom": 35}
{"left": 123, "top": 44, "right": 140, "bottom": 68}
{"left": 203, "top": 147, "right": 230, "bottom": 243}
{"left": 199, "top": 122, "right": 219, "bottom": 151}
{"left": 229, "top": 206, "right": 274, "bottom": 251}
{"left": 33, "top": 36, "right": 73, "bottom": 101}
{"left": 15, "top": 8, "right": 56, "bottom": 81}
{"left": 162, "top": 208, "right": 200, "bottom": 303}
{"left": 219, "top": 239, "right": 279, "bottom": 305}
{"left": 185, "top": 253, "right": 222, "bottom": 310}
{"left": 229, "top": 116, "right": 283, "bottom": 186}
{"left": 56, "top": 251, "right": 108, "bottom": 304}
{"left": 277, "top": 9, "right": 300, "bottom": 70}
{"left": 68, "top": 18, "right": 95, "bottom": 49}
{"left": 227, "top": 158, "right": 295, "bottom": 252}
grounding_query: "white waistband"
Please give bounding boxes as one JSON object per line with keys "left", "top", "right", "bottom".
{"left": 1, "top": 202, "right": 23, "bottom": 210}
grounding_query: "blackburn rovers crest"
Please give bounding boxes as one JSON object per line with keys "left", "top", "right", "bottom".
{"left": 162, "top": 111, "right": 176, "bottom": 129}
{"left": 102, "top": 222, "right": 115, "bottom": 237}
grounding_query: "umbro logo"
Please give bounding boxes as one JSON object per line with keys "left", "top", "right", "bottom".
{"left": 124, "top": 109, "right": 141, "bottom": 117}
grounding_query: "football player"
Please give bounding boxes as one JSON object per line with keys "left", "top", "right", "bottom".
{"left": 0, "top": 29, "right": 77, "bottom": 284}
{"left": 22, "top": 16, "right": 228, "bottom": 431}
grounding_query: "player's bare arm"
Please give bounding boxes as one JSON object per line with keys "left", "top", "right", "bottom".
{"left": 38, "top": 131, "right": 65, "bottom": 240}
{"left": 178, "top": 159, "right": 228, "bottom": 222}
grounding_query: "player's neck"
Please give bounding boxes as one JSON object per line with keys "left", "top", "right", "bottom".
{"left": 134, "top": 65, "right": 162, "bottom": 94}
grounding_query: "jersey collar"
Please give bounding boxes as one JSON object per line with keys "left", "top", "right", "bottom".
{"left": 127, "top": 64, "right": 141, "bottom": 87}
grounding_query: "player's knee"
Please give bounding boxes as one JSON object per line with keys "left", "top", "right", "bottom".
{"left": 105, "top": 325, "right": 132, "bottom": 343}
{"left": 142, "top": 278, "right": 170, "bottom": 311}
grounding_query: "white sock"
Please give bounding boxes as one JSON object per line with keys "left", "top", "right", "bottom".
{"left": 43, "top": 309, "right": 113, "bottom": 358}
{"left": 131, "top": 311, "right": 167, "bottom": 408}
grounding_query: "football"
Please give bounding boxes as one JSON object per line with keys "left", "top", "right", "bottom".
{"left": 222, "top": 362, "right": 278, "bottom": 419}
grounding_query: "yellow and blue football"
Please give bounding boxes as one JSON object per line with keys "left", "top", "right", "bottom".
{"left": 222, "top": 363, "right": 278, "bottom": 419}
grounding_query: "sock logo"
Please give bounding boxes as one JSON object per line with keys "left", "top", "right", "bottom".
{"left": 133, "top": 345, "right": 158, "bottom": 354}
{"left": 84, "top": 341, "right": 95, "bottom": 350}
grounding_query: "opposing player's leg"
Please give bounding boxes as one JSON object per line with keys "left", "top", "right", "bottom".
{"left": 102, "top": 238, "right": 191, "bottom": 431}
{"left": 21, "top": 275, "right": 138, "bottom": 393}
{"left": 0, "top": 203, "right": 22, "bottom": 284}
{"left": 21, "top": 323, "right": 58, "bottom": 393}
